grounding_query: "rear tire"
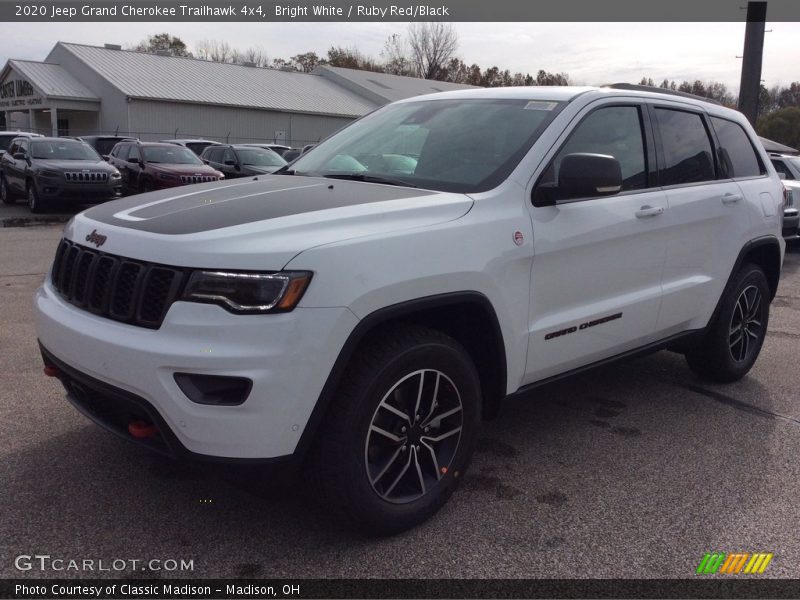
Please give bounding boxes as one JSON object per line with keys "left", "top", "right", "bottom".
{"left": 685, "top": 263, "right": 770, "bottom": 382}
{"left": 309, "top": 324, "right": 481, "bottom": 535}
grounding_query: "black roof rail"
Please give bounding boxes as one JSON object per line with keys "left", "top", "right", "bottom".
{"left": 604, "top": 83, "right": 721, "bottom": 105}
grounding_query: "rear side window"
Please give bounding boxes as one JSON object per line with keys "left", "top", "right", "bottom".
{"left": 711, "top": 117, "right": 764, "bottom": 178}
{"left": 539, "top": 105, "right": 649, "bottom": 194}
{"left": 116, "top": 144, "right": 131, "bottom": 161}
{"left": 655, "top": 108, "right": 715, "bottom": 186}
{"left": 207, "top": 148, "right": 222, "bottom": 162}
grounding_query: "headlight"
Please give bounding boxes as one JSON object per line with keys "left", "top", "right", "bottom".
{"left": 182, "top": 271, "right": 312, "bottom": 313}
{"left": 158, "top": 172, "right": 178, "bottom": 181}
{"left": 110, "top": 170, "right": 122, "bottom": 179}
{"left": 38, "top": 170, "right": 60, "bottom": 178}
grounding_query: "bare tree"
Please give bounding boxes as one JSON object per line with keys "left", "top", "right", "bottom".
{"left": 132, "top": 33, "right": 192, "bottom": 57}
{"left": 239, "top": 46, "right": 270, "bottom": 67}
{"left": 407, "top": 23, "right": 458, "bottom": 80}
{"left": 382, "top": 34, "right": 414, "bottom": 76}
{"left": 291, "top": 52, "right": 323, "bottom": 73}
{"left": 195, "top": 39, "right": 235, "bottom": 63}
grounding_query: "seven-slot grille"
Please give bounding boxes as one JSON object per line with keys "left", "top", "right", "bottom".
{"left": 181, "top": 175, "right": 218, "bottom": 184}
{"left": 64, "top": 171, "right": 109, "bottom": 183}
{"left": 50, "top": 239, "right": 186, "bottom": 329}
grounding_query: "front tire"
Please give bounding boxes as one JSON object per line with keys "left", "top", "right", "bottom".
{"left": 685, "top": 263, "right": 770, "bottom": 382}
{"left": 0, "top": 175, "right": 14, "bottom": 204}
{"left": 310, "top": 325, "right": 481, "bottom": 535}
{"left": 27, "top": 181, "right": 46, "bottom": 213}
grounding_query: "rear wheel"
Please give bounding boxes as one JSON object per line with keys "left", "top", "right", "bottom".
{"left": 685, "top": 263, "right": 770, "bottom": 382}
{"left": 0, "top": 175, "right": 13, "bottom": 204}
{"left": 27, "top": 181, "right": 47, "bottom": 214}
{"left": 310, "top": 325, "right": 481, "bottom": 535}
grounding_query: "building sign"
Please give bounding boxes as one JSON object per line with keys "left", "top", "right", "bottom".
{"left": 0, "top": 78, "right": 44, "bottom": 108}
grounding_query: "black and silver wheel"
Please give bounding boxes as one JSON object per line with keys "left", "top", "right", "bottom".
{"left": 686, "top": 263, "right": 770, "bottom": 382}
{"left": 0, "top": 175, "right": 14, "bottom": 204}
{"left": 27, "top": 181, "right": 46, "bottom": 214}
{"left": 311, "top": 325, "right": 481, "bottom": 535}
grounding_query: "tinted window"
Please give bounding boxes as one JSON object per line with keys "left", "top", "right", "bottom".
{"left": 0, "top": 136, "right": 15, "bottom": 152}
{"left": 540, "top": 105, "right": 648, "bottom": 194}
{"left": 656, "top": 109, "right": 715, "bottom": 186}
{"left": 771, "top": 159, "right": 793, "bottom": 180}
{"left": 711, "top": 117, "right": 763, "bottom": 178}
{"left": 222, "top": 147, "right": 236, "bottom": 164}
{"left": 205, "top": 148, "right": 220, "bottom": 162}
{"left": 187, "top": 142, "right": 213, "bottom": 155}
{"left": 94, "top": 139, "right": 121, "bottom": 156}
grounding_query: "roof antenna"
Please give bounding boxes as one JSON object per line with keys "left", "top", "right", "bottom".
{"left": 226, "top": 131, "right": 230, "bottom": 143}
{"left": 174, "top": 127, "right": 179, "bottom": 138}
{"left": 114, "top": 125, "right": 119, "bottom": 136}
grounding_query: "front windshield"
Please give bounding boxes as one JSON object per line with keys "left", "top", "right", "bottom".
{"left": 236, "top": 148, "right": 287, "bottom": 167}
{"left": 143, "top": 146, "right": 203, "bottom": 165}
{"left": 30, "top": 141, "right": 101, "bottom": 161}
{"left": 289, "top": 98, "right": 564, "bottom": 193}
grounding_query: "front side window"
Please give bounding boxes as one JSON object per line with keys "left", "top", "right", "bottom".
{"left": 711, "top": 117, "right": 764, "bottom": 179}
{"left": 655, "top": 108, "right": 715, "bottom": 186}
{"left": 538, "top": 105, "right": 648, "bottom": 195}
{"left": 222, "top": 148, "right": 236, "bottom": 164}
{"left": 289, "top": 98, "right": 565, "bottom": 193}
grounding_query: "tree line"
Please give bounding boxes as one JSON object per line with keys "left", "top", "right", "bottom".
{"left": 132, "top": 30, "right": 800, "bottom": 149}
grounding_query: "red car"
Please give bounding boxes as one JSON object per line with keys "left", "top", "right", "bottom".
{"left": 108, "top": 141, "right": 223, "bottom": 194}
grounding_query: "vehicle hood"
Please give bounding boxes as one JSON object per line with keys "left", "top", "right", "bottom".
{"left": 34, "top": 159, "right": 116, "bottom": 171}
{"left": 67, "top": 175, "right": 473, "bottom": 270}
{"left": 147, "top": 163, "right": 220, "bottom": 176}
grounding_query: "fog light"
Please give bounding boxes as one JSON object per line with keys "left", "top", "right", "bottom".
{"left": 174, "top": 373, "right": 252, "bottom": 406}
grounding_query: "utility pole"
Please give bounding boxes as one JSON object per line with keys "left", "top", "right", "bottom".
{"left": 738, "top": 1, "right": 767, "bottom": 127}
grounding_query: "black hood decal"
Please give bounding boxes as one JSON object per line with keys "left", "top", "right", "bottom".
{"left": 83, "top": 176, "right": 434, "bottom": 235}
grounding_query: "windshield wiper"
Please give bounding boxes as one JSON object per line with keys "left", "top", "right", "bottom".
{"left": 322, "top": 173, "right": 416, "bottom": 188}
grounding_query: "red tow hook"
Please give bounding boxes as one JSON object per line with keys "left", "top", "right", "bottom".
{"left": 43, "top": 366, "right": 60, "bottom": 377}
{"left": 128, "top": 420, "right": 158, "bottom": 439}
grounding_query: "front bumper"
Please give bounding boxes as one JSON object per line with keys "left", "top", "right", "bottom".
{"left": 35, "top": 280, "right": 358, "bottom": 459}
{"left": 38, "top": 180, "right": 123, "bottom": 201}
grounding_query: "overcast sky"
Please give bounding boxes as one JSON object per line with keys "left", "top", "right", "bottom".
{"left": 2, "top": 21, "right": 799, "bottom": 92}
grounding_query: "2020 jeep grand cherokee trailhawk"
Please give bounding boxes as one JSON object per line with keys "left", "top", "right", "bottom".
{"left": 35, "top": 86, "right": 785, "bottom": 534}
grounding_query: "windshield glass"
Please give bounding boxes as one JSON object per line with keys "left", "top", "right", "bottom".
{"left": 236, "top": 148, "right": 287, "bottom": 167}
{"left": 143, "top": 146, "right": 203, "bottom": 164}
{"left": 289, "top": 98, "right": 564, "bottom": 192}
{"left": 30, "top": 141, "right": 101, "bottom": 161}
{"left": 787, "top": 157, "right": 800, "bottom": 173}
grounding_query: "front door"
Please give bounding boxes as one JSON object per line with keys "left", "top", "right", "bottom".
{"left": 524, "top": 101, "right": 669, "bottom": 383}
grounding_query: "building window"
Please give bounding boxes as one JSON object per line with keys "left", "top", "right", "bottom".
{"left": 57, "top": 118, "right": 69, "bottom": 137}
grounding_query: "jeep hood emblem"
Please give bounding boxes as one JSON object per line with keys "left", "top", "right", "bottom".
{"left": 85, "top": 229, "right": 107, "bottom": 247}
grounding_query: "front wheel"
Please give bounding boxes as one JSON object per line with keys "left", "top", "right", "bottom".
{"left": 685, "top": 263, "right": 770, "bottom": 382}
{"left": 0, "top": 175, "right": 14, "bottom": 204}
{"left": 27, "top": 181, "right": 47, "bottom": 214}
{"left": 310, "top": 325, "right": 481, "bottom": 535}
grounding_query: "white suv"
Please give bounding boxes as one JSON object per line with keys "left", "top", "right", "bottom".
{"left": 35, "top": 86, "right": 785, "bottom": 534}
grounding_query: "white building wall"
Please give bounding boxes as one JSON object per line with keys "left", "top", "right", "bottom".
{"left": 128, "top": 99, "right": 354, "bottom": 147}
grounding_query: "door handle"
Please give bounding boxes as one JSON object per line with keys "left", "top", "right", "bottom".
{"left": 635, "top": 205, "right": 664, "bottom": 218}
{"left": 722, "top": 193, "right": 743, "bottom": 204}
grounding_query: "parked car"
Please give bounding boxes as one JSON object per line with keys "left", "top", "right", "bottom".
{"left": 0, "top": 131, "right": 41, "bottom": 158}
{"left": 768, "top": 154, "right": 800, "bottom": 241}
{"left": 160, "top": 139, "right": 222, "bottom": 156}
{"left": 107, "top": 141, "right": 223, "bottom": 194}
{"left": 35, "top": 86, "right": 785, "bottom": 534}
{"left": 200, "top": 144, "right": 287, "bottom": 178}
{"left": 77, "top": 135, "right": 137, "bottom": 160}
{"left": 239, "top": 143, "right": 292, "bottom": 157}
{"left": 0, "top": 137, "right": 122, "bottom": 213}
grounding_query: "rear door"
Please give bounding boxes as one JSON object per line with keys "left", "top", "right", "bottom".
{"left": 525, "top": 100, "right": 670, "bottom": 383}
{"left": 651, "top": 104, "right": 751, "bottom": 333}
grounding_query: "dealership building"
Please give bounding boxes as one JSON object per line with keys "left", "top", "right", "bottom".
{"left": 0, "top": 42, "right": 472, "bottom": 146}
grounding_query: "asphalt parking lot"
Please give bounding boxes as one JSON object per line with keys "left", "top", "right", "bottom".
{"left": 1, "top": 224, "right": 799, "bottom": 580}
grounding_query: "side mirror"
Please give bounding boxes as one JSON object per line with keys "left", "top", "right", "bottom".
{"left": 101, "top": 154, "right": 110, "bottom": 161}
{"left": 224, "top": 160, "right": 237, "bottom": 167}
{"left": 202, "top": 159, "right": 210, "bottom": 165}
{"left": 13, "top": 152, "right": 25, "bottom": 160}
{"left": 557, "top": 153, "right": 622, "bottom": 201}
{"left": 128, "top": 157, "right": 140, "bottom": 165}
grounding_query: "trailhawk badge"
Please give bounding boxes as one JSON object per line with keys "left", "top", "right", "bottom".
{"left": 85, "top": 229, "right": 107, "bottom": 248}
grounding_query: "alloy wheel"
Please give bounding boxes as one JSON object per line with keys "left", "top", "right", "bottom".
{"left": 364, "top": 369, "right": 463, "bottom": 504}
{"left": 729, "top": 284, "right": 763, "bottom": 363}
